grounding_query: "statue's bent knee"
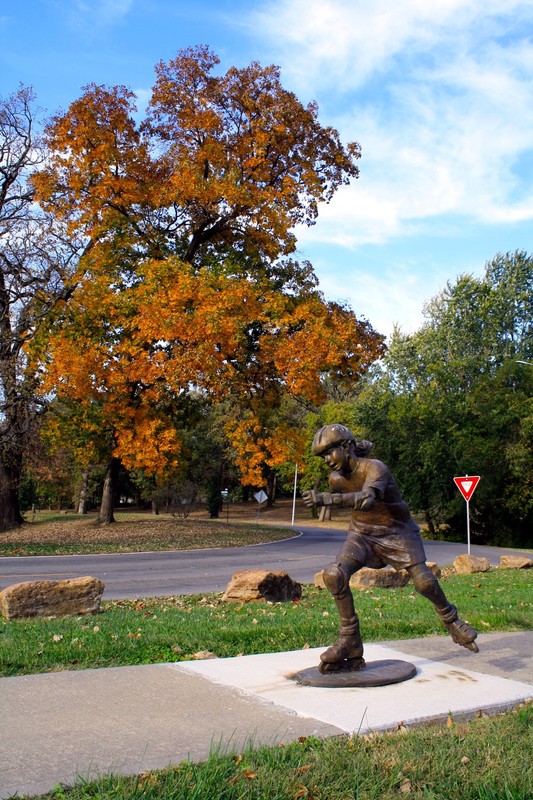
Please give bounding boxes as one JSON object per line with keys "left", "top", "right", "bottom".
{"left": 411, "top": 564, "right": 439, "bottom": 596}
{"left": 323, "top": 562, "right": 350, "bottom": 596}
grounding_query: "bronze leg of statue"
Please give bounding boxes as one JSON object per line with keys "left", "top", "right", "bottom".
{"left": 408, "top": 562, "right": 479, "bottom": 652}
{"left": 319, "top": 561, "right": 366, "bottom": 673}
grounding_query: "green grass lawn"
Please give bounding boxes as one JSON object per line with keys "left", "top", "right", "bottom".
{"left": 1, "top": 569, "right": 531, "bottom": 677}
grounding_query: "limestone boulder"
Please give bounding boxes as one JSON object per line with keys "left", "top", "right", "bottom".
{"left": 314, "top": 570, "right": 326, "bottom": 589}
{"left": 453, "top": 554, "right": 490, "bottom": 574}
{"left": 350, "top": 567, "right": 410, "bottom": 589}
{"left": 0, "top": 576, "right": 105, "bottom": 619}
{"left": 314, "top": 567, "right": 409, "bottom": 590}
{"left": 222, "top": 570, "right": 301, "bottom": 602}
{"left": 499, "top": 555, "right": 533, "bottom": 570}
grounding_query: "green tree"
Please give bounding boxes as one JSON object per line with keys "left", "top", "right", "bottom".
{"left": 355, "top": 251, "right": 532, "bottom": 545}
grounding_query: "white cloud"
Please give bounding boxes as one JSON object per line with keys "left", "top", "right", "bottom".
{"left": 246, "top": 0, "right": 533, "bottom": 249}
{"left": 311, "top": 256, "right": 453, "bottom": 338}
{"left": 249, "top": 0, "right": 531, "bottom": 93}
{"left": 68, "top": 0, "right": 134, "bottom": 30}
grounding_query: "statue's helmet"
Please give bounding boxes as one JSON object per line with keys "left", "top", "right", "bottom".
{"left": 311, "top": 424, "right": 356, "bottom": 456}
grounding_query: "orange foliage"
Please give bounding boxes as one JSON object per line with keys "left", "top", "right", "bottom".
{"left": 35, "top": 256, "right": 383, "bottom": 483}
{"left": 30, "top": 47, "right": 383, "bottom": 486}
{"left": 33, "top": 45, "right": 360, "bottom": 265}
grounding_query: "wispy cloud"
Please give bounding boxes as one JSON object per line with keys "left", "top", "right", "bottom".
{"left": 308, "top": 249, "right": 453, "bottom": 336}
{"left": 249, "top": 0, "right": 531, "bottom": 92}
{"left": 66, "top": 0, "right": 134, "bottom": 31}
{"left": 246, "top": 0, "right": 533, "bottom": 249}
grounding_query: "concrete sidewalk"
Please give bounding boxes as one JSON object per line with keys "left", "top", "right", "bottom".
{"left": 1, "top": 631, "right": 532, "bottom": 799}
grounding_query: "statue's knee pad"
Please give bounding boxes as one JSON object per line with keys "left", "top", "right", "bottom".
{"left": 411, "top": 564, "right": 438, "bottom": 597}
{"left": 323, "top": 562, "right": 350, "bottom": 596}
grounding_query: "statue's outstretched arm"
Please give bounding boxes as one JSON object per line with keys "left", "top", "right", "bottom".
{"left": 302, "top": 489, "right": 376, "bottom": 510}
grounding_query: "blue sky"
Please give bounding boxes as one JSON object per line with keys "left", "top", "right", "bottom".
{"left": 2, "top": 0, "right": 532, "bottom": 338}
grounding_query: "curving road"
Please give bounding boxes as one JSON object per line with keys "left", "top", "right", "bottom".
{"left": 0, "top": 527, "right": 531, "bottom": 599}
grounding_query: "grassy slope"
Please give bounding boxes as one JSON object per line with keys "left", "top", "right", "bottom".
{"left": 1, "top": 569, "right": 531, "bottom": 677}
{"left": 0, "top": 513, "right": 296, "bottom": 555}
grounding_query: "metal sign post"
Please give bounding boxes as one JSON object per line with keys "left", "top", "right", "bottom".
{"left": 453, "top": 475, "right": 481, "bottom": 554}
{"left": 221, "top": 489, "right": 229, "bottom": 522}
{"left": 291, "top": 462, "right": 298, "bottom": 527}
{"left": 254, "top": 489, "right": 268, "bottom": 519}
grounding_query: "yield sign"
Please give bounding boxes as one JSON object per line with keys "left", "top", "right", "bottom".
{"left": 454, "top": 475, "right": 480, "bottom": 502}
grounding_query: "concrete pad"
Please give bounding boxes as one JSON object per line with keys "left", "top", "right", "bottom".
{"left": 386, "top": 631, "right": 533, "bottom": 685}
{"left": 175, "top": 643, "right": 532, "bottom": 734}
{"left": 0, "top": 664, "right": 342, "bottom": 800}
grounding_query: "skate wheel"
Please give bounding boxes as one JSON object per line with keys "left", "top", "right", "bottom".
{"left": 344, "top": 657, "right": 366, "bottom": 671}
{"left": 318, "top": 661, "right": 337, "bottom": 674}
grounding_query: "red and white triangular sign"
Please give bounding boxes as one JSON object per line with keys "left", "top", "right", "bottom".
{"left": 454, "top": 475, "right": 480, "bottom": 502}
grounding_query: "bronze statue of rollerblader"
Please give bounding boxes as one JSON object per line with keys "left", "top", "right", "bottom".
{"left": 303, "top": 424, "right": 479, "bottom": 675}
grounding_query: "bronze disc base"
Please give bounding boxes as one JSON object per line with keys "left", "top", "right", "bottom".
{"left": 293, "top": 659, "right": 417, "bottom": 688}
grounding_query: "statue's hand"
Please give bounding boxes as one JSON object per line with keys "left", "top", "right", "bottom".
{"left": 302, "top": 489, "right": 322, "bottom": 507}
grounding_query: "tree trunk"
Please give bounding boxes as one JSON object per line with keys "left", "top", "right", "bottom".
{"left": 424, "top": 509, "right": 436, "bottom": 537}
{"left": 98, "top": 458, "right": 119, "bottom": 524}
{"left": 77, "top": 468, "right": 90, "bottom": 514}
{"left": 266, "top": 470, "right": 276, "bottom": 508}
{"left": 318, "top": 505, "right": 331, "bottom": 522}
{"left": 206, "top": 478, "right": 221, "bottom": 519}
{"left": 77, "top": 469, "right": 90, "bottom": 514}
{"left": 0, "top": 458, "right": 24, "bottom": 532}
{"left": 151, "top": 497, "right": 160, "bottom": 515}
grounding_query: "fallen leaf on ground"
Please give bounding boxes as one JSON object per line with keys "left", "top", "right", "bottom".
{"left": 397, "top": 721, "right": 408, "bottom": 734}
{"left": 190, "top": 650, "right": 218, "bottom": 660}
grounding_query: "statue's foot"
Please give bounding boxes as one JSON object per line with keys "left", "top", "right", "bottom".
{"left": 318, "top": 656, "right": 366, "bottom": 674}
{"left": 445, "top": 617, "right": 479, "bottom": 652}
{"left": 319, "top": 635, "right": 365, "bottom": 673}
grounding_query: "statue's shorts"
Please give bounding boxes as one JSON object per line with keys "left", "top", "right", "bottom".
{"left": 336, "top": 521, "right": 427, "bottom": 572}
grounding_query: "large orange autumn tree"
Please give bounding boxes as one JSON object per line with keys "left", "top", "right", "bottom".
{"left": 32, "top": 46, "right": 384, "bottom": 521}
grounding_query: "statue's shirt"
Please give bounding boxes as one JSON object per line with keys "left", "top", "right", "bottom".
{"left": 328, "top": 457, "right": 425, "bottom": 569}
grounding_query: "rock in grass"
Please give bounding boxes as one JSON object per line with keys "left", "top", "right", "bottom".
{"left": 0, "top": 577, "right": 105, "bottom": 619}
{"left": 314, "top": 567, "right": 409, "bottom": 590}
{"left": 426, "top": 562, "right": 442, "bottom": 578}
{"left": 499, "top": 555, "right": 533, "bottom": 570}
{"left": 453, "top": 554, "right": 490, "bottom": 574}
{"left": 314, "top": 571, "right": 327, "bottom": 589}
{"left": 315, "top": 563, "right": 441, "bottom": 590}
{"left": 350, "top": 567, "right": 410, "bottom": 589}
{"left": 222, "top": 570, "right": 301, "bottom": 602}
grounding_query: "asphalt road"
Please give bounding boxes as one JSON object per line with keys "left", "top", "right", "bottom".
{"left": 0, "top": 527, "right": 531, "bottom": 599}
